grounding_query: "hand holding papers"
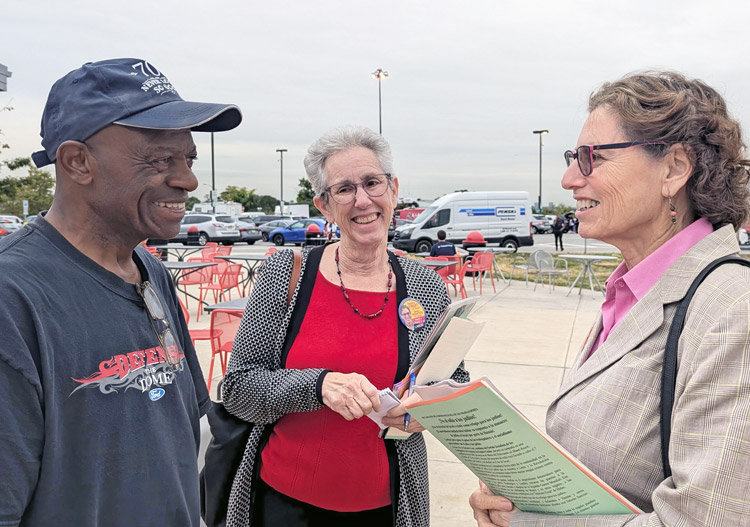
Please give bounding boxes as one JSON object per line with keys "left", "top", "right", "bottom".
{"left": 405, "top": 378, "right": 643, "bottom": 515}
{"left": 366, "top": 388, "right": 402, "bottom": 430}
{"left": 386, "top": 297, "right": 484, "bottom": 440}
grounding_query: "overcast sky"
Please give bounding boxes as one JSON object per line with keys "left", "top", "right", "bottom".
{"left": 2, "top": 0, "right": 748, "bottom": 209}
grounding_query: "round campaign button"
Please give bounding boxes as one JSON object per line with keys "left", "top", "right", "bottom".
{"left": 399, "top": 298, "right": 426, "bottom": 330}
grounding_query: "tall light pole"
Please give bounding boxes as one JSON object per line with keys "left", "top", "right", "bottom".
{"left": 371, "top": 68, "right": 388, "bottom": 134}
{"left": 532, "top": 130, "right": 549, "bottom": 213}
{"left": 276, "top": 148, "right": 287, "bottom": 213}
{"left": 210, "top": 132, "right": 216, "bottom": 213}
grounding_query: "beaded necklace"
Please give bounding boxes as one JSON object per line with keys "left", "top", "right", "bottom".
{"left": 334, "top": 246, "right": 393, "bottom": 319}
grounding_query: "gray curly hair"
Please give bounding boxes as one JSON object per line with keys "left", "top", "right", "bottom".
{"left": 589, "top": 70, "right": 750, "bottom": 229}
{"left": 303, "top": 125, "right": 394, "bottom": 197}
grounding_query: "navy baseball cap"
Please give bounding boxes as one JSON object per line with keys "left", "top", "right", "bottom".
{"left": 32, "top": 58, "right": 243, "bottom": 167}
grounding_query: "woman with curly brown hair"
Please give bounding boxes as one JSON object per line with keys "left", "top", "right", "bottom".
{"left": 470, "top": 71, "right": 750, "bottom": 526}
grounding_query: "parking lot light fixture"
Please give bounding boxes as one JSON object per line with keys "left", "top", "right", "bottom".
{"left": 371, "top": 68, "right": 388, "bottom": 134}
{"left": 533, "top": 130, "right": 549, "bottom": 213}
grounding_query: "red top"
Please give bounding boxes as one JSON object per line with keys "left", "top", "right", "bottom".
{"left": 260, "top": 271, "right": 399, "bottom": 511}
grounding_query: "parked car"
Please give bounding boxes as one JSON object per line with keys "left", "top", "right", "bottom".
{"left": 258, "top": 218, "right": 294, "bottom": 242}
{"left": 0, "top": 215, "right": 24, "bottom": 238}
{"left": 389, "top": 218, "right": 411, "bottom": 241}
{"left": 251, "top": 214, "right": 296, "bottom": 226}
{"left": 170, "top": 214, "right": 241, "bottom": 246}
{"left": 269, "top": 218, "right": 338, "bottom": 246}
{"left": 234, "top": 217, "right": 262, "bottom": 245}
{"left": 531, "top": 214, "right": 552, "bottom": 234}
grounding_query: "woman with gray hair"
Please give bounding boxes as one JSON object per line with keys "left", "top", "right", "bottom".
{"left": 471, "top": 71, "right": 750, "bottom": 526}
{"left": 224, "top": 125, "right": 468, "bottom": 527}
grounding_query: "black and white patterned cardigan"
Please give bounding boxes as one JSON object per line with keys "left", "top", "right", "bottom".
{"left": 222, "top": 245, "right": 470, "bottom": 527}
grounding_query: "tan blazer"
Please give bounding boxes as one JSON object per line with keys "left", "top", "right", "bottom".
{"left": 512, "top": 225, "right": 750, "bottom": 526}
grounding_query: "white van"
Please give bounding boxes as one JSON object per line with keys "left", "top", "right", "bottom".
{"left": 392, "top": 191, "right": 533, "bottom": 253}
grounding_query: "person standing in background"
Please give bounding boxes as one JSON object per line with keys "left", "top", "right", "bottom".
{"left": 551, "top": 214, "right": 566, "bottom": 251}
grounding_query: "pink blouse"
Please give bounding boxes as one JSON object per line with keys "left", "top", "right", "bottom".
{"left": 588, "top": 218, "right": 714, "bottom": 358}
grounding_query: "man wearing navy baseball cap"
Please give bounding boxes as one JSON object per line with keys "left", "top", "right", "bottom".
{"left": 0, "top": 58, "right": 241, "bottom": 527}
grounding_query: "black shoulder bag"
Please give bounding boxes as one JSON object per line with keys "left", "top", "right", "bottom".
{"left": 660, "top": 255, "right": 750, "bottom": 478}
{"left": 200, "top": 251, "right": 302, "bottom": 527}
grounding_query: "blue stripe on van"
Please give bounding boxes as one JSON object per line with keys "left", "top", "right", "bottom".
{"left": 459, "top": 208, "right": 495, "bottom": 217}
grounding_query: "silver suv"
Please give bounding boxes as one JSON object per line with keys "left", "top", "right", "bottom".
{"left": 170, "top": 214, "right": 241, "bottom": 246}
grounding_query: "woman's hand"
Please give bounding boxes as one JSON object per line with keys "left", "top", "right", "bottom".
{"left": 381, "top": 392, "right": 425, "bottom": 433}
{"left": 469, "top": 480, "right": 516, "bottom": 527}
{"left": 321, "top": 372, "right": 381, "bottom": 420}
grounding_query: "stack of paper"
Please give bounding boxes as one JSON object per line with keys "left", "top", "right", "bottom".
{"left": 406, "top": 378, "right": 643, "bottom": 515}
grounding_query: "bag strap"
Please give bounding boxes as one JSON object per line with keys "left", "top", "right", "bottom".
{"left": 215, "top": 251, "right": 302, "bottom": 401}
{"left": 661, "top": 255, "right": 750, "bottom": 478}
{"left": 287, "top": 250, "right": 302, "bottom": 307}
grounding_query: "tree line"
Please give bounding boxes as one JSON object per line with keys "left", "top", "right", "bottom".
{"left": 198, "top": 177, "right": 320, "bottom": 216}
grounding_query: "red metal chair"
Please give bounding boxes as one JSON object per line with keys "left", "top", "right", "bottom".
{"left": 428, "top": 256, "right": 464, "bottom": 297}
{"left": 441, "top": 254, "right": 462, "bottom": 276}
{"left": 439, "top": 260, "right": 470, "bottom": 299}
{"left": 176, "top": 258, "right": 214, "bottom": 309}
{"left": 178, "top": 297, "right": 218, "bottom": 348}
{"left": 200, "top": 247, "right": 218, "bottom": 259}
{"left": 214, "top": 245, "right": 232, "bottom": 257}
{"left": 207, "top": 309, "right": 244, "bottom": 392}
{"left": 197, "top": 263, "right": 244, "bottom": 320}
{"left": 465, "top": 252, "right": 497, "bottom": 294}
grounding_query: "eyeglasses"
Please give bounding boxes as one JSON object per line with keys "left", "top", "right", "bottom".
{"left": 564, "top": 141, "right": 666, "bottom": 177}
{"left": 325, "top": 174, "right": 392, "bottom": 204}
{"left": 136, "top": 281, "right": 183, "bottom": 371}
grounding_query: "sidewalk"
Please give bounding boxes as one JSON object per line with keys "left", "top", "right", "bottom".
{"left": 188, "top": 267, "right": 605, "bottom": 526}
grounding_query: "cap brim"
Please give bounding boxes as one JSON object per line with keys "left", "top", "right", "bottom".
{"left": 114, "top": 100, "right": 242, "bottom": 132}
{"left": 32, "top": 150, "right": 54, "bottom": 168}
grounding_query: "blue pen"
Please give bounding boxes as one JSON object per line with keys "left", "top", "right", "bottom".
{"left": 404, "top": 372, "right": 417, "bottom": 431}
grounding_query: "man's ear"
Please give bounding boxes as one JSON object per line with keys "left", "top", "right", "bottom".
{"left": 661, "top": 144, "right": 693, "bottom": 198}
{"left": 56, "top": 140, "right": 96, "bottom": 186}
{"left": 313, "top": 195, "right": 333, "bottom": 223}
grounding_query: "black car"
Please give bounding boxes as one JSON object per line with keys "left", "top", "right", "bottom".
{"left": 389, "top": 219, "right": 411, "bottom": 241}
{"left": 258, "top": 218, "right": 294, "bottom": 242}
{"left": 251, "top": 214, "right": 294, "bottom": 226}
{"left": 235, "top": 217, "right": 262, "bottom": 244}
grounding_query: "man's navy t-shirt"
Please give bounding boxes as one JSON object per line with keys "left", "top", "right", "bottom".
{"left": 0, "top": 217, "right": 210, "bottom": 527}
{"left": 430, "top": 240, "right": 457, "bottom": 257}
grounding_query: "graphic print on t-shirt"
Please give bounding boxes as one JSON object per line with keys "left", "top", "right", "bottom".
{"left": 70, "top": 345, "right": 184, "bottom": 396}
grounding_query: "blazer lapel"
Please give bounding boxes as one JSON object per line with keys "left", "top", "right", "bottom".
{"left": 553, "top": 224, "right": 740, "bottom": 404}
{"left": 556, "top": 288, "right": 665, "bottom": 400}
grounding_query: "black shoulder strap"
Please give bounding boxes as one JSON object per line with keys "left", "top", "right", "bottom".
{"left": 661, "top": 255, "right": 750, "bottom": 478}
